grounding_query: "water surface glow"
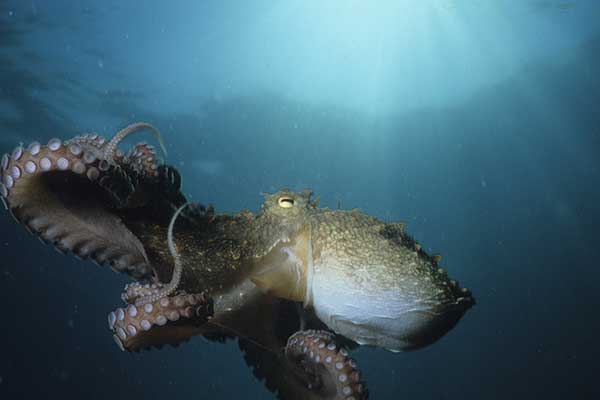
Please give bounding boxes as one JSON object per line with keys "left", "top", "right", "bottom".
{"left": 0, "top": 1, "right": 598, "bottom": 399}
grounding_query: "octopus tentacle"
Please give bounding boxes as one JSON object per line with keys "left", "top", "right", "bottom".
{"left": 65, "top": 133, "right": 122, "bottom": 169}
{"left": 285, "top": 330, "right": 368, "bottom": 400}
{"left": 103, "top": 122, "right": 167, "bottom": 165}
{"left": 127, "top": 143, "right": 160, "bottom": 178}
{"left": 131, "top": 202, "right": 189, "bottom": 306}
{"left": 122, "top": 281, "right": 163, "bottom": 304}
{"left": 109, "top": 292, "right": 213, "bottom": 352}
{"left": 66, "top": 133, "right": 108, "bottom": 158}
{"left": 0, "top": 137, "right": 151, "bottom": 278}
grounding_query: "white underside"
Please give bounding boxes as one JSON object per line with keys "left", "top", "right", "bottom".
{"left": 308, "top": 256, "right": 439, "bottom": 352}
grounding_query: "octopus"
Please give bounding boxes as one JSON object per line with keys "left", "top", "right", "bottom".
{"left": 0, "top": 123, "right": 475, "bottom": 400}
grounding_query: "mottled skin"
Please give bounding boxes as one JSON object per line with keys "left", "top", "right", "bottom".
{"left": 161, "top": 189, "right": 474, "bottom": 353}
{"left": 0, "top": 124, "right": 474, "bottom": 400}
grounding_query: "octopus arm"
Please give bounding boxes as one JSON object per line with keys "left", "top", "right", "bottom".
{"left": 109, "top": 291, "right": 213, "bottom": 352}
{"left": 109, "top": 198, "right": 217, "bottom": 351}
{"left": 0, "top": 126, "right": 189, "bottom": 280}
{"left": 231, "top": 295, "right": 368, "bottom": 400}
{"left": 239, "top": 329, "right": 368, "bottom": 400}
{"left": 240, "top": 338, "right": 321, "bottom": 400}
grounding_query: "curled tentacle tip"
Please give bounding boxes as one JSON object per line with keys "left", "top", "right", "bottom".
{"left": 105, "top": 122, "right": 168, "bottom": 164}
{"left": 133, "top": 202, "right": 191, "bottom": 306}
{"left": 156, "top": 132, "right": 168, "bottom": 159}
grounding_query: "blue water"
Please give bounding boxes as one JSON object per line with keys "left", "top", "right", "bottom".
{"left": 1, "top": 1, "right": 599, "bottom": 399}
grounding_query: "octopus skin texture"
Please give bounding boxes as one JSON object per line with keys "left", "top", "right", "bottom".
{"left": 1, "top": 123, "right": 475, "bottom": 400}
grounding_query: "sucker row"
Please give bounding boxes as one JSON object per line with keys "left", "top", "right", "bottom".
{"left": 109, "top": 292, "right": 213, "bottom": 352}
{"left": 286, "top": 330, "right": 368, "bottom": 400}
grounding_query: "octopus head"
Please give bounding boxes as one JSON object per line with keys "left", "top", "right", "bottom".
{"left": 260, "top": 188, "right": 315, "bottom": 219}
{"left": 249, "top": 189, "right": 317, "bottom": 303}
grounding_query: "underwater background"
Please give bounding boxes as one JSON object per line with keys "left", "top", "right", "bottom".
{"left": 0, "top": 0, "right": 599, "bottom": 399}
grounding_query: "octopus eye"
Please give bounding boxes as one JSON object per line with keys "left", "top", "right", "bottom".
{"left": 278, "top": 196, "right": 295, "bottom": 208}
